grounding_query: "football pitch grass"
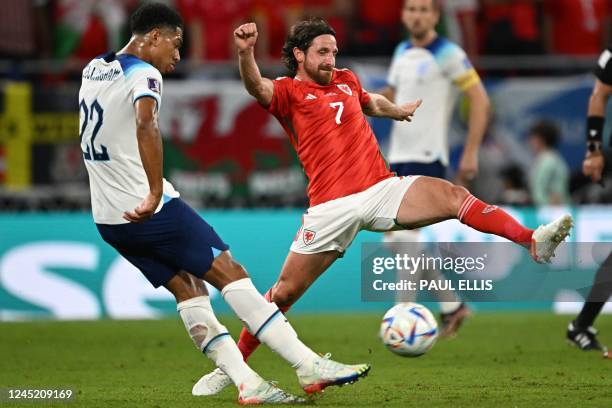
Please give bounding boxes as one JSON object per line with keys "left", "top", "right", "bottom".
{"left": 1, "top": 313, "right": 610, "bottom": 407}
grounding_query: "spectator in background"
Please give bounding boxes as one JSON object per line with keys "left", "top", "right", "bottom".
{"left": 291, "top": 0, "right": 354, "bottom": 49}
{"left": 250, "top": 0, "right": 353, "bottom": 62}
{"left": 250, "top": 0, "right": 292, "bottom": 60}
{"left": 527, "top": 120, "right": 570, "bottom": 206}
{"left": 350, "top": 0, "right": 404, "bottom": 56}
{"left": 499, "top": 164, "right": 530, "bottom": 206}
{"left": 479, "top": 0, "right": 542, "bottom": 55}
{"left": 543, "top": 0, "right": 610, "bottom": 56}
{"left": 0, "top": 0, "right": 51, "bottom": 59}
{"left": 176, "top": 0, "right": 252, "bottom": 62}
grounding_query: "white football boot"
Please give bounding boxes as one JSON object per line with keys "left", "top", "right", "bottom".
{"left": 297, "top": 353, "right": 371, "bottom": 394}
{"left": 530, "top": 214, "right": 573, "bottom": 263}
{"left": 192, "top": 368, "right": 232, "bottom": 396}
{"left": 195, "top": 354, "right": 371, "bottom": 397}
{"left": 238, "top": 380, "right": 306, "bottom": 405}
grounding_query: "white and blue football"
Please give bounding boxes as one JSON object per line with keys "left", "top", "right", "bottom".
{"left": 379, "top": 303, "right": 438, "bottom": 357}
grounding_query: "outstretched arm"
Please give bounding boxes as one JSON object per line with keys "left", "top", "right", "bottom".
{"left": 377, "top": 86, "right": 395, "bottom": 102}
{"left": 363, "top": 92, "right": 422, "bottom": 121}
{"left": 234, "top": 23, "right": 274, "bottom": 107}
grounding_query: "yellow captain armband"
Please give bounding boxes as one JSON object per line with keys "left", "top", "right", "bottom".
{"left": 454, "top": 69, "right": 481, "bottom": 91}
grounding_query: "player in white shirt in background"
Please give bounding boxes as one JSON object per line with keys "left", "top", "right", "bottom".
{"left": 380, "top": 0, "right": 491, "bottom": 337}
{"left": 81, "top": 3, "right": 369, "bottom": 404}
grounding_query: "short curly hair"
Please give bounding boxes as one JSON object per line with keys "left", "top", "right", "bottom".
{"left": 130, "top": 2, "right": 183, "bottom": 35}
{"left": 281, "top": 18, "right": 336, "bottom": 75}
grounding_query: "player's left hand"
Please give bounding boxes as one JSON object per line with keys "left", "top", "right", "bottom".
{"left": 583, "top": 150, "right": 605, "bottom": 183}
{"left": 456, "top": 151, "right": 479, "bottom": 186}
{"left": 123, "top": 192, "right": 161, "bottom": 223}
{"left": 395, "top": 99, "right": 422, "bottom": 121}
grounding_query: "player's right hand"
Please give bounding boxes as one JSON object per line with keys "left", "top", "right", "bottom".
{"left": 396, "top": 99, "right": 422, "bottom": 121}
{"left": 583, "top": 150, "right": 605, "bottom": 183}
{"left": 123, "top": 192, "right": 161, "bottom": 223}
{"left": 234, "top": 23, "right": 258, "bottom": 52}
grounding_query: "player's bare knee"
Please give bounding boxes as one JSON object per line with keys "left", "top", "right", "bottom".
{"left": 271, "top": 284, "right": 296, "bottom": 308}
{"left": 165, "top": 274, "right": 201, "bottom": 303}
{"left": 228, "top": 259, "right": 249, "bottom": 280}
{"left": 208, "top": 251, "right": 250, "bottom": 289}
{"left": 216, "top": 251, "right": 249, "bottom": 278}
{"left": 449, "top": 184, "right": 470, "bottom": 215}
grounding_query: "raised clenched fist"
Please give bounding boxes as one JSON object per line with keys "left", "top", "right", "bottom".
{"left": 234, "top": 23, "right": 258, "bottom": 52}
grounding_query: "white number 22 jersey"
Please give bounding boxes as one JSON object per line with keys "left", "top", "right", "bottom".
{"left": 79, "top": 53, "right": 179, "bottom": 224}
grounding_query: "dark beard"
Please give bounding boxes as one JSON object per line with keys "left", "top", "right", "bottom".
{"left": 306, "top": 64, "right": 333, "bottom": 85}
{"left": 314, "top": 72, "right": 332, "bottom": 85}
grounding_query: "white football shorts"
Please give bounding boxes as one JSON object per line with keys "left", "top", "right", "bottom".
{"left": 290, "top": 176, "right": 420, "bottom": 255}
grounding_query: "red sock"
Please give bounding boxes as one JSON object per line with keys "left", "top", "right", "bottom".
{"left": 237, "top": 288, "right": 292, "bottom": 361}
{"left": 458, "top": 194, "right": 533, "bottom": 247}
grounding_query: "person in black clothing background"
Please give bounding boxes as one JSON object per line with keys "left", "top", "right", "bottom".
{"left": 567, "top": 47, "right": 612, "bottom": 354}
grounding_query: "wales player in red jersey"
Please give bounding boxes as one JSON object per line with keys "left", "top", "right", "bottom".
{"left": 193, "top": 18, "right": 574, "bottom": 395}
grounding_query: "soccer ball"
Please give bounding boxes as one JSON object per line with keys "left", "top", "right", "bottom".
{"left": 379, "top": 303, "right": 438, "bottom": 357}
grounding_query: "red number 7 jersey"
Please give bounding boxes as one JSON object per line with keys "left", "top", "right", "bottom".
{"left": 265, "top": 68, "right": 393, "bottom": 206}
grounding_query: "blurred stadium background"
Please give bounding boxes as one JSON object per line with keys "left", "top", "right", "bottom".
{"left": 1, "top": 1, "right": 612, "bottom": 323}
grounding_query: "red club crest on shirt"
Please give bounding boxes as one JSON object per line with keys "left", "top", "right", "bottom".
{"left": 303, "top": 229, "right": 316, "bottom": 245}
{"left": 336, "top": 84, "right": 352, "bottom": 96}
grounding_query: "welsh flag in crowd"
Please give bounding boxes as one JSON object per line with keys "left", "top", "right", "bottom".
{"left": 53, "top": 0, "right": 127, "bottom": 61}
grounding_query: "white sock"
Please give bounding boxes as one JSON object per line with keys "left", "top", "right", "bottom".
{"left": 221, "top": 278, "right": 317, "bottom": 369}
{"left": 177, "top": 296, "right": 261, "bottom": 390}
{"left": 439, "top": 301, "right": 463, "bottom": 314}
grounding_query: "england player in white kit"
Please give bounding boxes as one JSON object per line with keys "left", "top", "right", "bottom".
{"left": 381, "top": 0, "right": 491, "bottom": 337}
{"left": 80, "top": 52, "right": 179, "bottom": 225}
{"left": 80, "top": 3, "right": 370, "bottom": 404}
